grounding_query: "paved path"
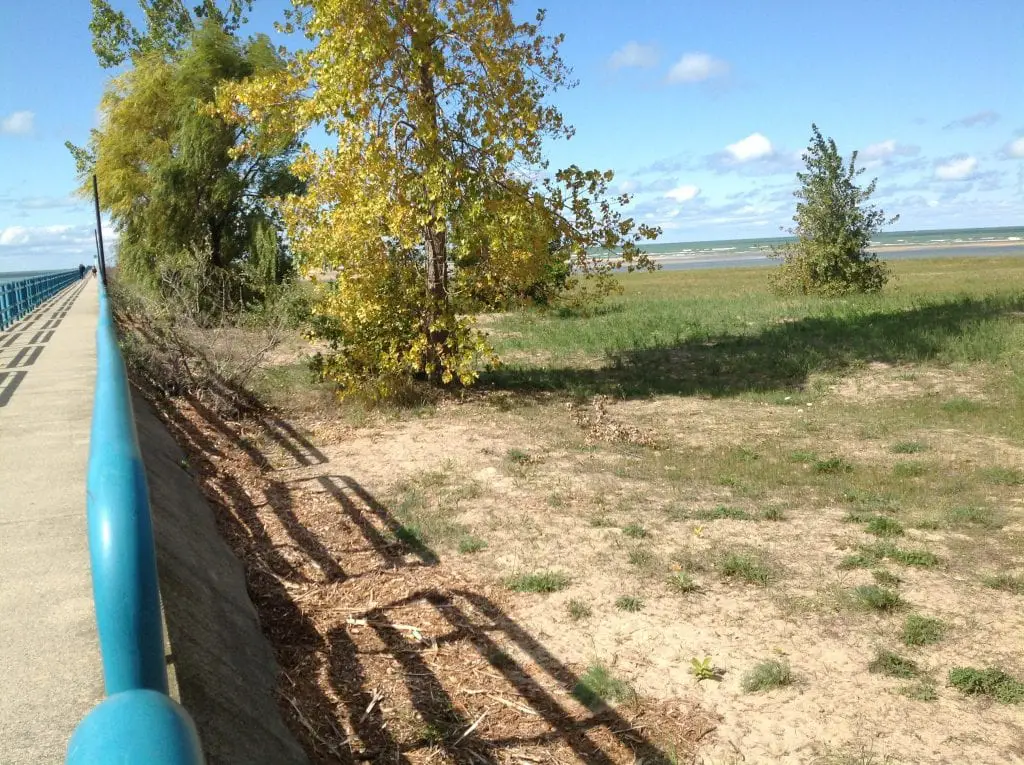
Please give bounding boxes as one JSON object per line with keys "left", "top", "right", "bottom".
{"left": 0, "top": 278, "right": 102, "bottom": 764}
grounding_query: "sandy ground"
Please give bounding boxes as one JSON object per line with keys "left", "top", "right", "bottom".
{"left": 148, "top": 355, "right": 1024, "bottom": 763}
{"left": 239, "top": 362, "right": 1024, "bottom": 764}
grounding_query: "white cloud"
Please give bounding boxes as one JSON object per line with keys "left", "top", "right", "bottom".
{"left": 1006, "top": 137, "right": 1024, "bottom": 159}
{"left": 0, "top": 222, "right": 116, "bottom": 271}
{"left": 608, "top": 41, "right": 659, "bottom": 70}
{"left": 663, "top": 184, "right": 700, "bottom": 202}
{"left": 944, "top": 110, "right": 1000, "bottom": 130}
{"left": 667, "top": 52, "right": 729, "bottom": 84}
{"left": 725, "top": 133, "right": 774, "bottom": 162}
{"left": 0, "top": 224, "right": 75, "bottom": 246}
{"left": 0, "top": 110, "right": 35, "bottom": 135}
{"left": 934, "top": 156, "right": 978, "bottom": 181}
{"left": 860, "top": 140, "right": 920, "bottom": 162}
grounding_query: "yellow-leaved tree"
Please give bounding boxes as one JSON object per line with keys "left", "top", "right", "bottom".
{"left": 221, "top": 0, "right": 658, "bottom": 399}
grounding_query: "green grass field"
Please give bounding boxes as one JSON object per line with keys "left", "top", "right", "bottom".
{"left": 485, "top": 257, "right": 1024, "bottom": 416}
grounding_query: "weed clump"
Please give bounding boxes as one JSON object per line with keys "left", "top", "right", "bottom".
{"left": 868, "top": 649, "right": 919, "bottom": 678}
{"left": 853, "top": 585, "right": 905, "bottom": 612}
{"left": 948, "top": 667, "right": 1024, "bottom": 704}
{"left": 504, "top": 571, "right": 570, "bottom": 593}
{"left": 572, "top": 663, "right": 636, "bottom": 709}
{"left": 901, "top": 614, "right": 946, "bottom": 646}
{"left": 742, "top": 660, "right": 793, "bottom": 692}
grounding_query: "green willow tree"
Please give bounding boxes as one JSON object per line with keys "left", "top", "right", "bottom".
{"left": 222, "top": 0, "right": 659, "bottom": 398}
{"left": 70, "top": 19, "right": 301, "bottom": 316}
{"left": 771, "top": 124, "right": 898, "bottom": 295}
{"left": 89, "top": 0, "right": 252, "bottom": 67}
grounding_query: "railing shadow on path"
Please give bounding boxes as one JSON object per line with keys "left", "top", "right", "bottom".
{"left": 147, "top": 385, "right": 711, "bottom": 764}
{"left": 0, "top": 279, "right": 89, "bottom": 408}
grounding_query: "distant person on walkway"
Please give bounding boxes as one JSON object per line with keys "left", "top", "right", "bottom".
{"left": 79, "top": 264, "right": 86, "bottom": 280}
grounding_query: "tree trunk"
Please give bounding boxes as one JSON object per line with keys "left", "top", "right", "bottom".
{"left": 424, "top": 227, "right": 447, "bottom": 301}
{"left": 414, "top": 22, "right": 451, "bottom": 381}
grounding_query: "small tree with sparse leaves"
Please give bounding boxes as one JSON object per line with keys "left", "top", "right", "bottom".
{"left": 771, "top": 124, "right": 897, "bottom": 295}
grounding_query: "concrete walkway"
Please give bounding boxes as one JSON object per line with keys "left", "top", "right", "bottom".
{"left": 0, "top": 277, "right": 103, "bottom": 764}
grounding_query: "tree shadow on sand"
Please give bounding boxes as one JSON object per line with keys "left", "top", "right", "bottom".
{"left": 482, "top": 294, "right": 1024, "bottom": 400}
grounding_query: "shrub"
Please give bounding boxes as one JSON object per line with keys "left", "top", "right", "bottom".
{"left": 769, "top": 124, "right": 896, "bottom": 296}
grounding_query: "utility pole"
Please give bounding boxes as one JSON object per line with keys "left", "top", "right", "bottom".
{"left": 92, "top": 174, "right": 107, "bottom": 285}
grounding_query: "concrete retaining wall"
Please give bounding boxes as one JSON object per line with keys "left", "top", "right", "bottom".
{"left": 133, "top": 392, "right": 308, "bottom": 765}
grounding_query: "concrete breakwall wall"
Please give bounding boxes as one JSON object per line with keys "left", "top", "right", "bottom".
{"left": 133, "top": 391, "right": 308, "bottom": 765}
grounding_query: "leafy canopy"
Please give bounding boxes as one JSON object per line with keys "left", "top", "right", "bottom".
{"left": 72, "top": 21, "right": 301, "bottom": 316}
{"left": 89, "top": 0, "right": 252, "bottom": 67}
{"left": 771, "top": 124, "right": 897, "bottom": 295}
{"left": 221, "top": 0, "right": 659, "bottom": 399}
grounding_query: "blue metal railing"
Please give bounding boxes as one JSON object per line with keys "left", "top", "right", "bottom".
{"left": 0, "top": 269, "right": 83, "bottom": 330}
{"left": 66, "top": 277, "right": 205, "bottom": 763}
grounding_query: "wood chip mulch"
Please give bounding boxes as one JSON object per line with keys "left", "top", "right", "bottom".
{"left": 147, "top": 390, "right": 717, "bottom": 764}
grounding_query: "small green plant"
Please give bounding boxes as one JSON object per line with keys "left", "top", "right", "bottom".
{"left": 691, "top": 506, "right": 754, "bottom": 521}
{"left": 891, "top": 441, "right": 927, "bottom": 454}
{"left": 504, "top": 571, "right": 570, "bottom": 593}
{"left": 615, "top": 595, "right": 644, "bottom": 612}
{"left": 588, "top": 513, "right": 616, "bottom": 528}
{"left": 979, "top": 466, "right": 1023, "bottom": 486}
{"left": 734, "top": 446, "right": 760, "bottom": 462}
{"left": 572, "top": 662, "right": 636, "bottom": 709}
{"left": 667, "top": 571, "right": 698, "bottom": 593}
{"left": 626, "top": 547, "right": 658, "bottom": 573}
{"left": 741, "top": 659, "right": 793, "bottom": 692}
{"left": 622, "top": 522, "right": 648, "bottom": 539}
{"left": 855, "top": 542, "right": 940, "bottom": 568}
{"left": 885, "top": 546, "right": 940, "bottom": 567}
{"left": 506, "top": 448, "right": 532, "bottom": 464}
{"left": 177, "top": 457, "right": 190, "bottom": 470}
{"left": 718, "top": 551, "right": 773, "bottom": 586}
{"left": 892, "top": 461, "right": 927, "bottom": 478}
{"left": 982, "top": 573, "right": 1024, "bottom": 595}
{"left": 457, "top": 535, "right": 488, "bottom": 554}
{"left": 813, "top": 456, "right": 854, "bottom": 474}
{"left": 945, "top": 505, "right": 1002, "bottom": 529}
{"left": 853, "top": 585, "right": 905, "bottom": 612}
{"left": 689, "top": 656, "right": 721, "bottom": 681}
{"left": 948, "top": 667, "right": 1024, "bottom": 704}
{"left": 901, "top": 614, "right": 946, "bottom": 646}
{"left": 839, "top": 552, "right": 875, "bottom": 570}
{"left": 840, "top": 489, "right": 900, "bottom": 512}
{"left": 898, "top": 682, "right": 938, "bottom": 701}
{"left": 566, "top": 598, "right": 592, "bottom": 621}
{"left": 871, "top": 569, "right": 901, "bottom": 586}
{"left": 942, "top": 398, "right": 982, "bottom": 414}
{"left": 789, "top": 450, "right": 818, "bottom": 463}
{"left": 761, "top": 506, "right": 787, "bottom": 521}
{"left": 868, "top": 649, "right": 919, "bottom": 678}
{"left": 865, "top": 516, "right": 904, "bottom": 537}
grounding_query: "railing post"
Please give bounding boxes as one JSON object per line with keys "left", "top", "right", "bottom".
{"left": 0, "top": 284, "right": 9, "bottom": 330}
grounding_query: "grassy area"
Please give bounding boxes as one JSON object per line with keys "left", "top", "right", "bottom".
{"left": 483, "top": 258, "right": 1024, "bottom": 421}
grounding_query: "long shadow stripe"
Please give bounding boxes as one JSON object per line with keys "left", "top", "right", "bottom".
{"left": 0, "top": 370, "right": 27, "bottom": 407}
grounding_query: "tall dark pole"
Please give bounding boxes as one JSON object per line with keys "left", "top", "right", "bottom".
{"left": 92, "top": 174, "right": 107, "bottom": 285}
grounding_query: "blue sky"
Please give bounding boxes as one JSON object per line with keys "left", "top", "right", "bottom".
{"left": 2, "top": 0, "right": 1023, "bottom": 270}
